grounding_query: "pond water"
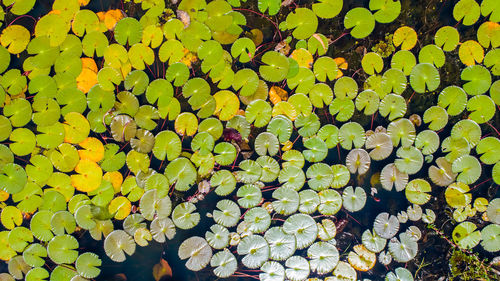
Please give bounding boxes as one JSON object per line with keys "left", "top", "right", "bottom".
{"left": 87, "top": 1, "right": 497, "bottom": 280}
{"left": 1, "top": 0, "right": 498, "bottom": 280}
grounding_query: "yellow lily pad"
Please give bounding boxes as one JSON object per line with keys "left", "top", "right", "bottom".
{"left": 103, "top": 171, "right": 123, "bottom": 193}
{"left": 71, "top": 159, "right": 102, "bottom": 192}
{"left": 78, "top": 137, "right": 104, "bottom": 162}
{"left": 1, "top": 206, "right": 22, "bottom": 230}
{"left": 108, "top": 196, "right": 131, "bottom": 220}
{"left": 347, "top": 244, "right": 376, "bottom": 271}
{"left": 63, "top": 112, "right": 90, "bottom": 144}
{"left": 0, "top": 25, "right": 30, "bottom": 54}
{"left": 213, "top": 90, "right": 239, "bottom": 121}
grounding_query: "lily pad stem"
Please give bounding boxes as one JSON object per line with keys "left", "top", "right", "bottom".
{"left": 232, "top": 272, "right": 260, "bottom": 279}
{"left": 486, "top": 122, "right": 500, "bottom": 136}
{"left": 7, "top": 15, "right": 37, "bottom": 28}
{"left": 329, "top": 32, "right": 349, "bottom": 45}
{"left": 470, "top": 178, "right": 492, "bottom": 191}
{"left": 233, "top": 8, "right": 282, "bottom": 41}
{"left": 407, "top": 91, "right": 416, "bottom": 105}
{"left": 145, "top": 63, "right": 157, "bottom": 79}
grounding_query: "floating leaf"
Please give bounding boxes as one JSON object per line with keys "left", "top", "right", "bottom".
{"left": 211, "top": 249, "right": 237, "bottom": 278}
{"left": 391, "top": 50, "right": 416, "bottom": 75}
{"left": 452, "top": 221, "right": 481, "bottom": 249}
{"left": 467, "top": 94, "right": 495, "bottom": 124}
{"left": 332, "top": 261, "right": 357, "bottom": 280}
{"left": 0, "top": 163, "right": 27, "bottom": 194}
{"left": 23, "top": 243, "right": 47, "bottom": 267}
{"left": 362, "top": 52, "right": 384, "bottom": 75}
{"left": 452, "top": 155, "right": 482, "bottom": 184}
{"left": 419, "top": 44, "right": 445, "bottom": 68}
{"left": 344, "top": 8, "right": 375, "bottom": 39}
{"left": 410, "top": 63, "right": 440, "bottom": 93}
{"left": 104, "top": 230, "right": 136, "bottom": 262}
{"left": 374, "top": 212, "right": 399, "bottom": 239}
{"left": 75, "top": 252, "right": 101, "bottom": 279}
{"left": 114, "top": 17, "right": 142, "bottom": 45}
{"left": 445, "top": 182, "right": 471, "bottom": 209}
{"left": 461, "top": 65, "right": 491, "bottom": 96}
{"left": 47, "top": 234, "right": 79, "bottom": 264}
{"left": 165, "top": 157, "right": 196, "bottom": 191}
{"left": 481, "top": 224, "right": 500, "bottom": 252}
{"left": 339, "top": 122, "right": 365, "bottom": 150}
{"left": 172, "top": 202, "right": 200, "bottom": 230}
{"left": 476, "top": 137, "right": 500, "bottom": 164}
{"left": 405, "top": 179, "right": 431, "bottom": 205}
{"left": 393, "top": 26, "right": 417, "bottom": 50}
{"left": 453, "top": 0, "right": 480, "bottom": 26}
{"left": 438, "top": 86, "right": 467, "bottom": 116}
{"left": 0, "top": 25, "right": 30, "bottom": 54}
{"left": 458, "top": 40, "right": 484, "bottom": 66}
{"left": 346, "top": 149, "right": 371, "bottom": 175}
{"left": 244, "top": 207, "right": 271, "bottom": 233}
{"left": 342, "top": 186, "right": 367, "bottom": 212}
{"left": 348, "top": 244, "right": 376, "bottom": 271}
{"left": 312, "top": 0, "right": 342, "bottom": 19}
{"left": 71, "top": 159, "right": 102, "bottom": 193}
{"left": 434, "top": 26, "right": 460, "bottom": 51}
{"left": 366, "top": 132, "right": 393, "bottom": 160}
{"left": 35, "top": 14, "right": 69, "bottom": 47}
{"left": 259, "top": 51, "right": 290, "bottom": 83}
{"left": 237, "top": 235, "right": 269, "bottom": 269}
{"left": 286, "top": 8, "right": 318, "bottom": 40}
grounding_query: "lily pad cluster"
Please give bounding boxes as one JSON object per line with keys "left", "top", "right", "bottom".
{"left": 0, "top": 0, "right": 498, "bottom": 280}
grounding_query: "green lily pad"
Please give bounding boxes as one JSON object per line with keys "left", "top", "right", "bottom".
{"left": 128, "top": 43, "right": 154, "bottom": 70}
{"left": 461, "top": 65, "right": 492, "bottom": 96}
{"left": 418, "top": 44, "right": 445, "bottom": 68}
{"left": 259, "top": 51, "right": 289, "bottom": 83}
{"left": 452, "top": 155, "right": 482, "bottom": 184}
{"left": 23, "top": 243, "right": 47, "bottom": 267}
{"left": 172, "top": 202, "right": 200, "bottom": 230}
{"left": 362, "top": 52, "right": 384, "bottom": 75}
{"left": 370, "top": 0, "right": 401, "bottom": 23}
{"left": 76, "top": 252, "right": 101, "bottom": 279}
{"left": 235, "top": 160, "right": 262, "bottom": 185}
{"left": 344, "top": 7, "right": 375, "bottom": 39}
{"left": 307, "top": 163, "right": 333, "bottom": 191}
{"left": 467, "top": 94, "right": 495, "bottom": 124}
{"left": 246, "top": 99, "right": 272, "bottom": 127}
{"left": 453, "top": 0, "right": 480, "bottom": 26}
{"left": 423, "top": 105, "right": 448, "bottom": 131}
{"left": 35, "top": 14, "right": 68, "bottom": 47}
{"left": 339, "top": 122, "right": 365, "bottom": 150}
{"left": 47, "top": 234, "right": 79, "bottom": 264}
{"left": 481, "top": 224, "right": 500, "bottom": 252}
{"left": 438, "top": 86, "right": 467, "bottom": 116}
{"left": 481, "top": 0, "right": 500, "bottom": 21}
{"left": 0, "top": 163, "right": 27, "bottom": 194}
{"left": 410, "top": 63, "right": 440, "bottom": 93}
{"left": 285, "top": 8, "right": 318, "bottom": 40}
{"left": 435, "top": 26, "right": 460, "bottom": 51}
{"left": 452, "top": 221, "right": 481, "bottom": 249}
{"left": 313, "top": 56, "right": 338, "bottom": 82}
{"left": 258, "top": 0, "right": 281, "bottom": 15}
{"left": 391, "top": 50, "right": 416, "bottom": 75}
{"left": 114, "top": 17, "right": 143, "bottom": 45}
{"left": 395, "top": 146, "right": 423, "bottom": 175}
{"left": 165, "top": 157, "right": 197, "bottom": 191}
{"left": 476, "top": 137, "right": 500, "bottom": 164}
